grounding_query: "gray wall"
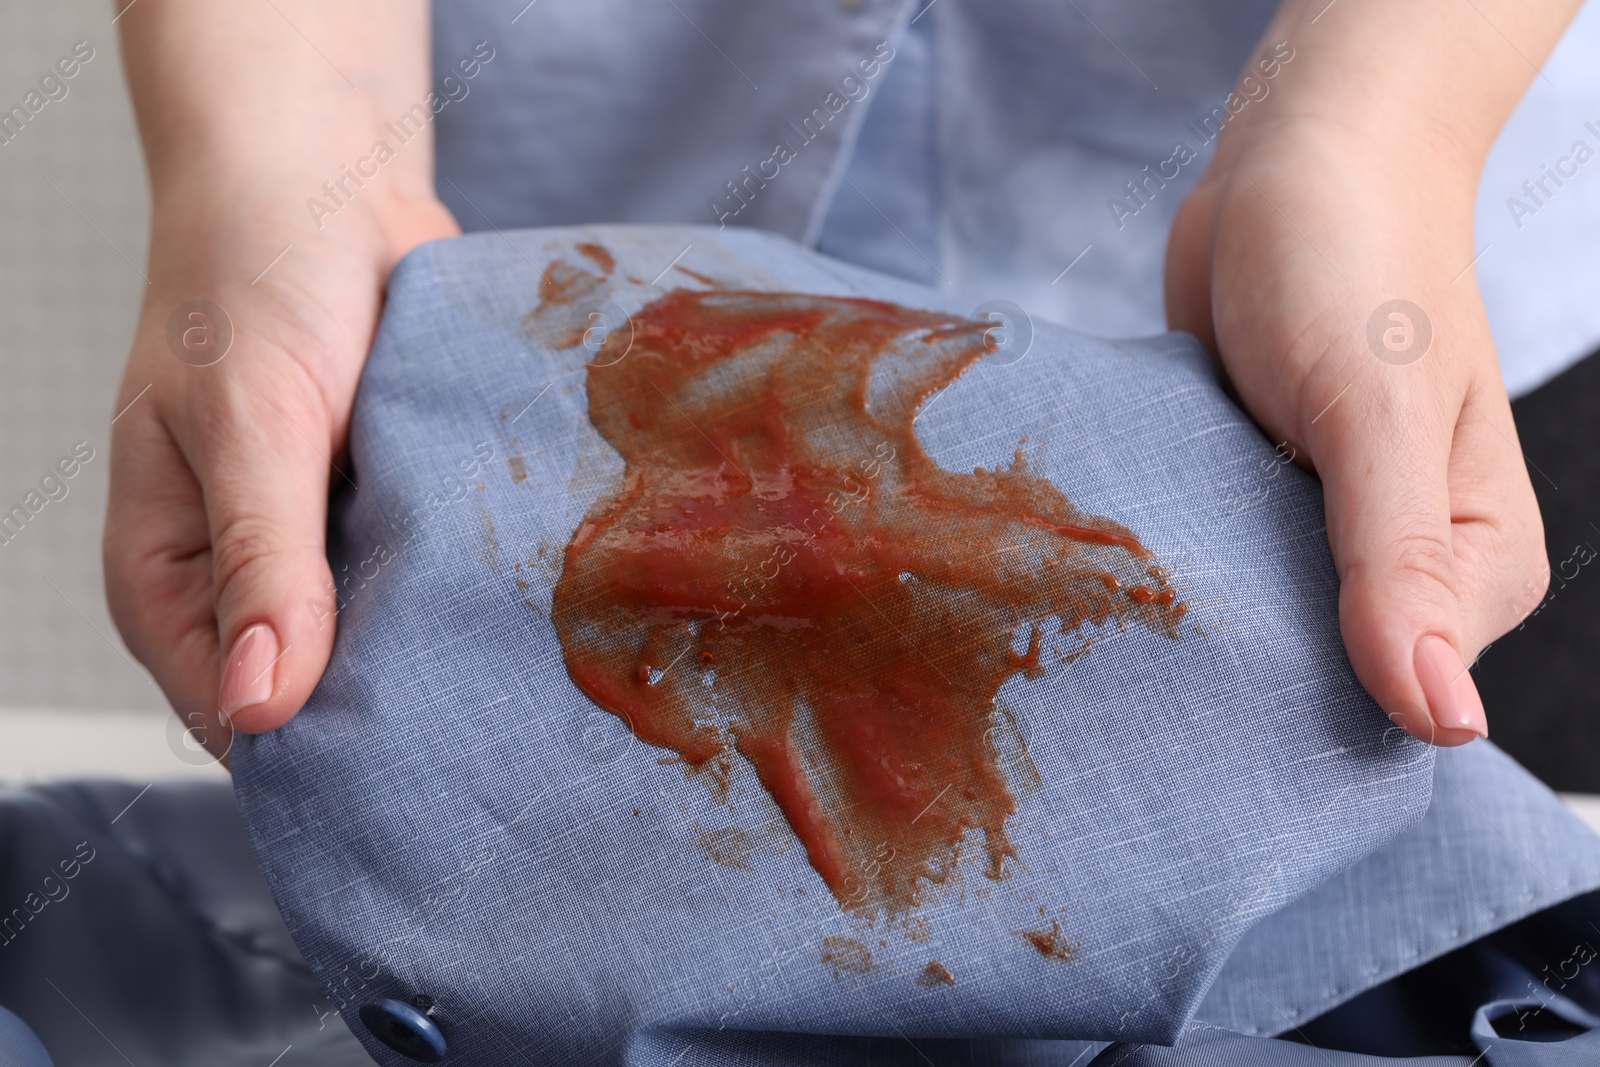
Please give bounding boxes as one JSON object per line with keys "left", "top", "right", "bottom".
{"left": 0, "top": 0, "right": 163, "bottom": 716}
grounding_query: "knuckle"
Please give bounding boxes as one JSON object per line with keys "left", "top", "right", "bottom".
{"left": 1385, "top": 524, "right": 1458, "bottom": 600}
{"left": 210, "top": 517, "right": 283, "bottom": 607}
{"left": 1483, "top": 518, "right": 1550, "bottom": 631}
{"left": 102, "top": 533, "right": 179, "bottom": 618}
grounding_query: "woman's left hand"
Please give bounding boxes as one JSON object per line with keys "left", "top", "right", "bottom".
{"left": 1164, "top": 1, "right": 1578, "bottom": 745}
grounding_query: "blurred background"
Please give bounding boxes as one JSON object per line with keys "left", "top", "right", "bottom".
{"left": 0, "top": 0, "right": 223, "bottom": 786}
{"left": 0, "top": 0, "right": 1593, "bottom": 804}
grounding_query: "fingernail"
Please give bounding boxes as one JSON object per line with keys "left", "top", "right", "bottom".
{"left": 220, "top": 623, "right": 280, "bottom": 716}
{"left": 1414, "top": 635, "right": 1488, "bottom": 739}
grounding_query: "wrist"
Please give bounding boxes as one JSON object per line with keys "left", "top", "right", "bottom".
{"left": 120, "top": 0, "right": 439, "bottom": 253}
{"left": 146, "top": 140, "right": 446, "bottom": 267}
{"left": 1210, "top": 0, "right": 1585, "bottom": 208}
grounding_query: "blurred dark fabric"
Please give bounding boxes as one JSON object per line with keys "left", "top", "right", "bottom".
{"left": 1293, "top": 888, "right": 1600, "bottom": 1058}
{"left": 0, "top": 780, "right": 368, "bottom": 1067}
{"left": 1477, "top": 347, "right": 1600, "bottom": 792}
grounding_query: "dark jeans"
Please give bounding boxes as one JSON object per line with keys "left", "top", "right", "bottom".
{"left": 1477, "top": 346, "right": 1600, "bottom": 792}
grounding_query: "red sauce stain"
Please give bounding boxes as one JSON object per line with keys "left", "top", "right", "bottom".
{"left": 916, "top": 960, "right": 956, "bottom": 987}
{"left": 552, "top": 290, "right": 1183, "bottom": 918}
{"left": 575, "top": 241, "right": 616, "bottom": 275}
{"left": 538, "top": 260, "right": 604, "bottom": 308}
{"left": 673, "top": 264, "right": 722, "bottom": 288}
{"left": 820, "top": 935, "right": 874, "bottom": 977}
{"left": 1021, "top": 919, "right": 1078, "bottom": 962}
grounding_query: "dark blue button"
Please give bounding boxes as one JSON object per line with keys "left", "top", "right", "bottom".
{"left": 359, "top": 998, "right": 447, "bottom": 1062}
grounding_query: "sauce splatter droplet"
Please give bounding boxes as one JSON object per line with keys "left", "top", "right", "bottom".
{"left": 821, "top": 935, "right": 874, "bottom": 977}
{"left": 1021, "top": 919, "right": 1079, "bottom": 962}
{"left": 575, "top": 241, "right": 616, "bottom": 274}
{"left": 916, "top": 961, "right": 956, "bottom": 987}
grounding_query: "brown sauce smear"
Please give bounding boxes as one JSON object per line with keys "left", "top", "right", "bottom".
{"left": 916, "top": 961, "right": 956, "bottom": 987}
{"left": 1021, "top": 919, "right": 1079, "bottom": 962}
{"left": 821, "top": 935, "right": 875, "bottom": 977}
{"left": 575, "top": 241, "right": 615, "bottom": 274}
{"left": 538, "top": 259, "right": 604, "bottom": 307}
{"left": 551, "top": 287, "right": 1184, "bottom": 919}
{"left": 673, "top": 264, "right": 721, "bottom": 288}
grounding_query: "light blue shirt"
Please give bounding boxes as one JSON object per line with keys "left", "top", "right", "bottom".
{"left": 434, "top": 0, "right": 1600, "bottom": 398}
{"left": 233, "top": 223, "right": 1600, "bottom": 1065}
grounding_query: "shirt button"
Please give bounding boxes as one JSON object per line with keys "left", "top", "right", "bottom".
{"left": 358, "top": 996, "right": 448, "bottom": 1062}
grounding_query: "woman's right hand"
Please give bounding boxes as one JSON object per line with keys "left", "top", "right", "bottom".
{"left": 105, "top": 0, "right": 456, "bottom": 760}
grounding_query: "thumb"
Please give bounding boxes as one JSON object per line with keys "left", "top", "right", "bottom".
{"left": 204, "top": 381, "right": 340, "bottom": 734}
{"left": 1314, "top": 376, "right": 1487, "bottom": 747}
